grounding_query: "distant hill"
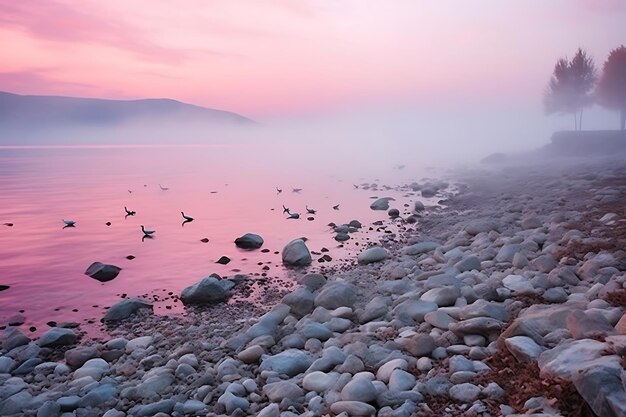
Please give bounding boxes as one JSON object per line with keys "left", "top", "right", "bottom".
{"left": 0, "top": 91, "right": 255, "bottom": 144}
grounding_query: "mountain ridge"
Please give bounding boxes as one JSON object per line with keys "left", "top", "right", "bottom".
{"left": 0, "top": 90, "right": 255, "bottom": 128}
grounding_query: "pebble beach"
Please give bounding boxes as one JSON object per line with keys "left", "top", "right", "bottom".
{"left": 2, "top": 155, "right": 626, "bottom": 417}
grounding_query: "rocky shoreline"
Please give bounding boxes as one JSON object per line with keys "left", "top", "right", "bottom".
{"left": 2, "top": 156, "right": 626, "bottom": 417}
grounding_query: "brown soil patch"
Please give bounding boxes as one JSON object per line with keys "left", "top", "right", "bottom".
{"left": 474, "top": 349, "right": 596, "bottom": 417}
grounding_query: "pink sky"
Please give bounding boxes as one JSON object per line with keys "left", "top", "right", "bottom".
{"left": 1, "top": 0, "right": 625, "bottom": 120}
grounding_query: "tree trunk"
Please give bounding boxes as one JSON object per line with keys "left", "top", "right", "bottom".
{"left": 621, "top": 108, "right": 625, "bottom": 131}
{"left": 579, "top": 108, "right": 584, "bottom": 131}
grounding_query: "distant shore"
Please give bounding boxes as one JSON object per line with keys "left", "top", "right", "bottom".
{"left": 1, "top": 155, "right": 625, "bottom": 416}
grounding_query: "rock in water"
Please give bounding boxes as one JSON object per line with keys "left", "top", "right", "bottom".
{"left": 0, "top": 285, "right": 9, "bottom": 291}
{"left": 103, "top": 298, "right": 153, "bottom": 322}
{"left": 282, "top": 239, "right": 312, "bottom": 266}
{"left": 370, "top": 197, "right": 395, "bottom": 210}
{"left": 180, "top": 276, "right": 235, "bottom": 305}
{"left": 84, "top": 262, "right": 122, "bottom": 282}
{"left": 357, "top": 246, "right": 389, "bottom": 264}
{"left": 216, "top": 256, "right": 231, "bottom": 265}
{"left": 38, "top": 328, "right": 77, "bottom": 347}
{"left": 234, "top": 233, "right": 264, "bottom": 249}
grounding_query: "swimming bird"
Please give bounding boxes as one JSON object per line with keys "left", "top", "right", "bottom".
{"left": 333, "top": 204, "right": 340, "bottom": 210}
{"left": 140, "top": 225, "right": 155, "bottom": 236}
{"left": 128, "top": 190, "right": 133, "bottom": 194}
{"left": 159, "top": 184, "right": 169, "bottom": 191}
{"left": 124, "top": 207, "right": 136, "bottom": 216}
{"left": 63, "top": 220, "right": 76, "bottom": 226}
{"left": 276, "top": 187, "right": 282, "bottom": 193}
{"left": 353, "top": 184, "right": 359, "bottom": 189}
{"left": 181, "top": 212, "right": 194, "bottom": 222}
{"left": 287, "top": 212, "right": 300, "bottom": 219}
{"left": 306, "top": 206, "right": 317, "bottom": 214}
{"left": 282, "top": 205, "right": 291, "bottom": 214}
{"left": 292, "top": 188, "right": 302, "bottom": 193}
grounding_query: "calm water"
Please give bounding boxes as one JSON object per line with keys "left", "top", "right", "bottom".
{"left": 0, "top": 144, "right": 438, "bottom": 335}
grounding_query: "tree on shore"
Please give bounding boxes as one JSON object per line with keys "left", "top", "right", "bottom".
{"left": 544, "top": 48, "right": 597, "bottom": 130}
{"left": 597, "top": 45, "right": 626, "bottom": 130}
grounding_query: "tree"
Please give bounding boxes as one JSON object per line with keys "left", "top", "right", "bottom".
{"left": 597, "top": 45, "right": 626, "bottom": 130}
{"left": 544, "top": 48, "right": 597, "bottom": 130}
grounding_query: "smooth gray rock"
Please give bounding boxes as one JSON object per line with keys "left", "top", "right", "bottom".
{"left": 315, "top": 282, "right": 357, "bottom": 309}
{"left": 0, "top": 356, "right": 16, "bottom": 373}
{"left": 217, "top": 391, "right": 249, "bottom": 414}
{"left": 79, "top": 384, "right": 118, "bottom": 407}
{"left": 282, "top": 288, "right": 315, "bottom": 317}
{"left": 263, "top": 381, "right": 304, "bottom": 402}
{"left": 64, "top": 346, "right": 100, "bottom": 368}
{"left": 2, "top": 329, "right": 30, "bottom": 351}
{"left": 84, "top": 262, "right": 121, "bottom": 282}
{"left": 414, "top": 201, "right": 425, "bottom": 211}
{"left": 393, "top": 299, "right": 438, "bottom": 323}
{"left": 13, "top": 358, "right": 42, "bottom": 375}
{"left": 495, "top": 244, "right": 520, "bottom": 263}
{"left": 37, "top": 401, "right": 61, "bottom": 417}
{"left": 420, "top": 286, "right": 460, "bottom": 307}
{"left": 403, "top": 241, "right": 439, "bottom": 255}
{"left": 542, "top": 287, "right": 568, "bottom": 303}
{"left": 300, "top": 274, "right": 327, "bottom": 291}
{"left": 133, "top": 399, "right": 175, "bottom": 417}
{"left": 502, "top": 274, "right": 534, "bottom": 294}
{"left": 330, "top": 400, "right": 376, "bottom": 416}
{"left": 454, "top": 256, "right": 481, "bottom": 272}
{"left": 2, "top": 390, "right": 33, "bottom": 415}
{"left": 465, "top": 220, "right": 499, "bottom": 235}
{"left": 103, "top": 298, "right": 153, "bottom": 322}
{"left": 56, "top": 396, "right": 80, "bottom": 412}
{"left": 302, "top": 371, "right": 339, "bottom": 392}
{"left": 370, "top": 197, "right": 395, "bottom": 210}
{"left": 357, "top": 246, "right": 389, "bottom": 265}
{"left": 38, "top": 328, "right": 76, "bottom": 347}
{"left": 180, "top": 276, "right": 234, "bottom": 305}
{"left": 531, "top": 254, "right": 558, "bottom": 273}
{"left": 234, "top": 233, "right": 264, "bottom": 249}
{"left": 566, "top": 309, "right": 616, "bottom": 340}
{"left": 358, "top": 296, "right": 390, "bottom": 324}
{"left": 341, "top": 378, "right": 378, "bottom": 402}
{"left": 504, "top": 336, "right": 543, "bottom": 362}
{"left": 388, "top": 369, "right": 416, "bottom": 391}
{"left": 260, "top": 349, "right": 312, "bottom": 377}
{"left": 449, "top": 383, "right": 481, "bottom": 403}
{"left": 396, "top": 333, "right": 436, "bottom": 357}
{"left": 449, "top": 317, "right": 505, "bottom": 337}
{"left": 282, "top": 239, "right": 312, "bottom": 266}
{"left": 573, "top": 365, "right": 626, "bottom": 417}
{"left": 538, "top": 339, "right": 620, "bottom": 379}
{"left": 257, "top": 403, "right": 280, "bottom": 417}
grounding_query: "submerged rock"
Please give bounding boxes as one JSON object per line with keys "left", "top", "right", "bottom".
{"left": 38, "top": 328, "right": 77, "bottom": 347}
{"left": 84, "top": 262, "right": 121, "bottom": 282}
{"left": 234, "top": 233, "right": 264, "bottom": 249}
{"left": 370, "top": 197, "right": 395, "bottom": 210}
{"left": 103, "top": 298, "right": 153, "bottom": 322}
{"left": 180, "top": 276, "right": 234, "bottom": 305}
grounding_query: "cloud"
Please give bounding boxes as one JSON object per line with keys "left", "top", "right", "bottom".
{"left": 0, "top": 69, "right": 97, "bottom": 94}
{"left": 0, "top": 1, "right": 192, "bottom": 63}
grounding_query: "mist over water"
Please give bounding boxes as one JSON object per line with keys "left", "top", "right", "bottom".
{"left": 0, "top": 143, "right": 445, "bottom": 334}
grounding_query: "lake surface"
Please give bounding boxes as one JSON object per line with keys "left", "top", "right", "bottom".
{"left": 0, "top": 144, "right": 440, "bottom": 336}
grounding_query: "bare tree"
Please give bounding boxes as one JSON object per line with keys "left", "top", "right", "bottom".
{"left": 597, "top": 45, "right": 626, "bottom": 130}
{"left": 544, "top": 48, "right": 597, "bottom": 130}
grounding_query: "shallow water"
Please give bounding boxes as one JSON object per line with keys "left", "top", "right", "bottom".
{"left": 0, "top": 144, "right": 439, "bottom": 335}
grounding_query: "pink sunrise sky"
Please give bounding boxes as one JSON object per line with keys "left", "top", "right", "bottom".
{"left": 1, "top": 0, "right": 625, "bottom": 120}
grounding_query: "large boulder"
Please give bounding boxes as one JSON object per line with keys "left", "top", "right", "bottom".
{"left": 181, "top": 276, "right": 234, "bottom": 305}
{"left": 259, "top": 349, "right": 313, "bottom": 377}
{"left": 103, "top": 298, "right": 153, "bottom": 322}
{"left": 357, "top": 246, "right": 389, "bottom": 265}
{"left": 282, "top": 239, "right": 312, "bottom": 266}
{"left": 315, "top": 282, "right": 357, "bottom": 309}
{"left": 38, "top": 328, "right": 77, "bottom": 347}
{"left": 234, "top": 233, "right": 264, "bottom": 249}
{"left": 84, "top": 262, "right": 122, "bottom": 282}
